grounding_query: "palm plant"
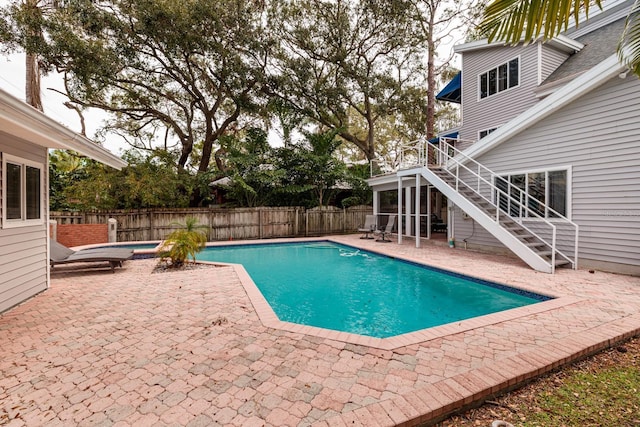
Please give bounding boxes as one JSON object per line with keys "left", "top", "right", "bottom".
{"left": 479, "top": 0, "right": 640, "bottom": 76}
{"left": 159, "top": 217, "right": 207, "bottom": 268}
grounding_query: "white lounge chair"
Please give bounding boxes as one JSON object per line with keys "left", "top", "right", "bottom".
{"left": 358, "top": 215, "right": 377, "bottom": 239}
{"left": 375, "top": 215, "right": 396, "bottom": 242}
{"left": 50, "top": 240, "right": 134, "bottom": 272}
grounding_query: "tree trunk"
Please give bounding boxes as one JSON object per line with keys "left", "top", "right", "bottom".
{"left": 425, "top": 4, "right": 436, "bottom": 140}
{"left": 177, "top": 137, "right": 193, "bottom": 170}
{"left": 24, "top": 0, "right": 44, "bottom": 112}
{"left": 25, "top": 53, "right": 43, "bottom": 111}
{"left": 365, "top": 94, "right": 376, "bottom": 161}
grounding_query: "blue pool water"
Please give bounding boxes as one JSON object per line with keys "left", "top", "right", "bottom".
{"left": 197, "top": 241, "right": 551, "bottom": 338}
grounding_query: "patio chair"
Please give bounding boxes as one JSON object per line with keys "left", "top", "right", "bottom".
{"left": 50, "top": 240, "right": 134, "bottom": 272}
{"left": 430, "top": 213, "right": 447, "bottom": 233}
{"left": 375, "top": 215, "right": 396, "bottom": 243}
{"left": 358, "top": 215, "right": 377, "bottom": 239}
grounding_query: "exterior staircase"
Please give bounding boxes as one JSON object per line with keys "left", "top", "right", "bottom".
{"left": 398, "top": 139, "right": 578, "bottom": 274}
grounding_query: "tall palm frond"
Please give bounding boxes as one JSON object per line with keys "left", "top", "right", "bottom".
{"left": 618, "top": 0, "right": 640, "bottom": 75}
{"left": 479, "top": 0, "right": 602, "bottom": 44}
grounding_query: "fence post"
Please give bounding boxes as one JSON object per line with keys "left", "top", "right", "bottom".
{"left": 208, "top": 208, "right": 213, "bottom": 242}
{"left": 108, "top": 218, "right": 117, "bottom": 243}
{"left": 305, "top": 209, "right": 308, "bottom": 237}
{"left": 343, "top": 208, "right": 346, "bottom": 234}
{"left": 258, "top": 207, "right": 263, "bottom": 239}
{"left": 49, "top": 219, "right": 57, "bottom": 241}
{"left": 149, "top": 210, "right": 154, "bottom": 241}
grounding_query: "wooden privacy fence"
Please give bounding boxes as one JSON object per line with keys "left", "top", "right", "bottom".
{"left": 50, "top": 206, "right": 373, "bottom": 242}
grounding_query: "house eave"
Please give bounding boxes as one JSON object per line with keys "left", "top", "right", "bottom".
{"left": 546, "top": 34, "right": 585, "bottom": 53}
{"left": 454, "top": 35, "right": 583, "bottom": 54}
{"left": 0, "top": 88, "right": 126, "bottom": 169}
{"left": 367, "top": 174, "right": 398, "bottom": 187}
{"left": 460, "top": 53, "right": 626, "bottom": 162}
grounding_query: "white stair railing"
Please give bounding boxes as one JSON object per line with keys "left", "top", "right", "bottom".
{"left": 399, "top": 137, "right": 578, "bottom": 270}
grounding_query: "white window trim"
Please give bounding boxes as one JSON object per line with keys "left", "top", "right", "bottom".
{"left": 537, "top": 42, "right": 543, "bottom": 85}
{"left": 492, "top": 165, "right": 572, "bottom": 221}
{"left": 2, "top": 153, "right": 45, "bottom": 228}
{"left": 477, "top": 55, "right": 521, "bottom": 101}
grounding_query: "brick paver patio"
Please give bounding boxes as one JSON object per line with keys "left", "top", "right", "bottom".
{"left": 1, "top": 235, "right": 639, "bottom": 426}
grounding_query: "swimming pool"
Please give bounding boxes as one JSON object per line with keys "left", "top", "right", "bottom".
{"left": 197, "top": 241, "right": 551, "bottom": 338}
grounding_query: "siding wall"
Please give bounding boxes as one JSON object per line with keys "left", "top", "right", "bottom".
{"left": 459, "top": 43, "right": 541, "bottom": 143}
{"left": 0, "top": 135, "right": 49, "bottom": 313}
{"left": 540, "top": 45, "right": 571, "bottom": 82}
{"left": 453, "top": 74, "right": 640, "bottom": 273}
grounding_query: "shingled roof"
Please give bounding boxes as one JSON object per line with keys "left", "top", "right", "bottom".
{"left": 542, "top": 17, "right": 627, "bottom": 85}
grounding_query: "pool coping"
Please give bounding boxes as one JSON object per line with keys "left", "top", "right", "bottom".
{"left": 9, "top": 235, "right": 640, "bottom": 426}
{"left": 195, "top": 237, "right": 575, "bottom": 351}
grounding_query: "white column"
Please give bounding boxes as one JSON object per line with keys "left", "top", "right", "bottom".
{"left": 415, "top": 174, "right": 421, "bottom": 248}
{"left": 373, "top": 190, "right": 379, "bottom": 216}
{"left": 372, "top": 190, "right": 380, "bottom": 231}
{"left": 405, "top": 186, "right": 412, "bottom": 237}
{"left": 397, "top": 177, "right": 403, "bottom": 244}
{"left": 427, "top": 185, "right": 432, "bottom": 240}
{"left": 448, "top": 199, "right": 455, "bottom": 243}
{"left": 108, "top": 218, "right": 118, "bottom": 243}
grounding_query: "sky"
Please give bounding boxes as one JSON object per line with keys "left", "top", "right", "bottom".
{"left": 0, "top": 51, "right": 128, "bottom": 154}
{"left": 0, "top": 1, "right": 466, "bottom": 159}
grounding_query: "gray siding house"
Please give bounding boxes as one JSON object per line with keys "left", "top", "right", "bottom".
{"left": 0, "top": 88, "right": 126, "bottom": 313}
{"left": 368, "top": 0, "right": 640, "bottom": 275}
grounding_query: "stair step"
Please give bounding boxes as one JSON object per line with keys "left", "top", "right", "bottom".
{"left": 514, "top": 234, "right": 534, "bottom": 240}
{"left": 555, "top": 259, "right": 571, "bottom": 267}
{"left": 525, "top": 242, "right": 547, "bottom": 248}
{"left": 534, "top": 250, "right": 553, "bottom": 256}
{"left": 501, "top": 224, "right": 520, "bottom": 230}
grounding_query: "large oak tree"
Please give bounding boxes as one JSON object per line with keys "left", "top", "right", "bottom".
{"left": 268, "top": 0, "right": 427, "bottom": 161}
{"left": 5, "top": 0, "right": 273, "bottom": 173}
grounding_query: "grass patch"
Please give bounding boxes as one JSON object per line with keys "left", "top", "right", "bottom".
{"left": 522, "top": 367, "right": 640, "bottom": 426}
{"left": 440, "top": 336, "right": 640, "bottom": 427}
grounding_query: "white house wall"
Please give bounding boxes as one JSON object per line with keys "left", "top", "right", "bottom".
{"left": 459, "top": 44, "right": 541, "bottom": 143}
{"left": 540, "top": 45, "right": 571, "bottom": 82}
{"left": 454, "top": 74, "right": 640, "bottom": 274}
{"left": 0, "top": 135, "right": 49, "bottom": 313}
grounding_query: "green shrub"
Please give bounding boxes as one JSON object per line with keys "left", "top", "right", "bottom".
{"left": 159, "top": 217, "right": 207, "bottom": 267}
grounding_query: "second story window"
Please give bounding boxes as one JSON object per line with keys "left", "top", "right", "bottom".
{"left": 479, "top": 57, "right": 519, "bottom": 99}
{"left": 479, "top": 127, "right": 498, "bottom": 139}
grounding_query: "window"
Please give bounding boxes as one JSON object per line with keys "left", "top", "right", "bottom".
{"left": 2, "top": 154, "right": 44, "bottom": 227}
{"left": 479, "top": 57, "right": 520, "bottom": 99}
{"left": 494, "top": 168, "right": 568, "bottom": 219}
{"left": 479, "top": 127, "right": 498, "bottom": 139}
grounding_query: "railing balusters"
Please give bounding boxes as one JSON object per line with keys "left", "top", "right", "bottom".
{"left": 397, "top": 137, "right": 579, "bottom": 270}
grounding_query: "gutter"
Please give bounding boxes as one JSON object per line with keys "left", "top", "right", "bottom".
{"left": 0, "top": 87, "right": 126, "bottom": 170}
{"left": 454, "top": 35, "right": 583, "bottom": 54}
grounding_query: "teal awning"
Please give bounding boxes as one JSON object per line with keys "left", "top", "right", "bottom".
{"left": 428, "top": 131, "right": 458, "bottom": 144}
{"left": 436, "top": 72, "right": 461, "bottom": 104}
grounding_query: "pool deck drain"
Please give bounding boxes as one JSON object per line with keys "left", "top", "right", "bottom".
{"left": 1, "top": 235, "right": 639, "bottom": 426}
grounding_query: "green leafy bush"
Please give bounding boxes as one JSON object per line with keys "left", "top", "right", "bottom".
{"left": 159, "top": 217, "right": 207, "bottom": 267}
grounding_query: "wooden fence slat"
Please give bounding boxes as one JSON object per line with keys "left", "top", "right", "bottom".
{"left": 50, "top": 206, "right": 372, "bottom": 242}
